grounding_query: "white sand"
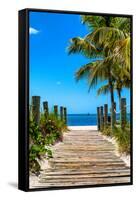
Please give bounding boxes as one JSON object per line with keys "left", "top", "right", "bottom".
{"left": 68, "top": 126, "right": 97, "bottom": 130}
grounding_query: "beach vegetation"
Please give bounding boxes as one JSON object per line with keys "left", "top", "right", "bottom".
{"left": 113, "top": 125, "right": 130, "bottom": 154}
{"left": 29, "top": 112, "right": 68, "bottom": 174}
{"left": 102, "top": 124, "right": 130, "bottom": 154}
{"left": 102, "top": 125, "right": 112, "bottom": 137}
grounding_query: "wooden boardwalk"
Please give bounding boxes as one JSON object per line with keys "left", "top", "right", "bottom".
{"left": 34, "top": 130, "right": 130, "bottom": 188}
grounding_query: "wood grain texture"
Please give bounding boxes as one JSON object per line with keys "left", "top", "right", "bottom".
{"left": 35, "top": 130, "right": 130, "bottom": 188}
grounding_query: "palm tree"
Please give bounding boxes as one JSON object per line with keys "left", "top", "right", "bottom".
{"left": 112, "top": 37, "right": 130, "bottom": 78}
{"left": 97, "top": 81, "right": 123, "bottom": 109}
{"left": 67, "top": 15, "right": 130, "bottom": 129}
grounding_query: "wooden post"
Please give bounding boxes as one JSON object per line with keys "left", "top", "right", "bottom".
{"left": 60, "top": 106, "right": 64, "bottom": 121}
{"left": 97, "top": 107, "right": 100, "bottom": 131}
{"left": 113, "top": 102, "right": 116, "bottom": 124}
{"left": 111, "top": 103, "right": 115, "bottom": 130}
{"left": 54, "top": 105, "right": 58, "bottom": 117}
{"left": 100, "top": 106, "right": 104, "bottom": 131}
{"left": 64, "top": 107, "right": 67, "bottom": 124}
{"left": 32, "top": 96, "right": 40, "bottom": 125}
{"left": 120, "top": 98, "right": 126, "bottom": 129}
{"left": 104, "top": 104, "right": 108, "bottom": 127}
{"left": 43, "top": 101, "right": 49, "bottom": 116}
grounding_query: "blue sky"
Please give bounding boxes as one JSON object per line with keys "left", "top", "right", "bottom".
{"left": 29, "top": 11, "right": 130, "bottom": 114}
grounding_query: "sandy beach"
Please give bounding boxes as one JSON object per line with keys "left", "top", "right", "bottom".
{"left": 68, "top": 126, "right": 97, "bottom": 130}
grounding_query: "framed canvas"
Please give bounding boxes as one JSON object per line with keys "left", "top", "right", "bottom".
{"left": 18, "top": 8, "right": 133, "bottom": 191}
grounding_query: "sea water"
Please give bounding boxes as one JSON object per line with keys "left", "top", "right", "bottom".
{"left": 67, "top": 114, "right": 130, "bottom": 126}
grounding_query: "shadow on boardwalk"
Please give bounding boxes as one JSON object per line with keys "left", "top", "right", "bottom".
{"left": 30, "top": 128, "right": 130, "bottom": 188}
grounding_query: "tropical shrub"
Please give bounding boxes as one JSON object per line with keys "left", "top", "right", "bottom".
{"left": 29, "top": 119, "right": 53, "bottom": 174}
{"left": 101, "top": 123, "right": 130, "bottom": 154}
{"left": 113, "top": 125, "right": 130, "bottom": 154}
{"left": 29, "top": 113, "right": 68, "bottom": 174}
{"left": 40, "top": 113, "right": 68, "bottom": 144}
{"left": 102, "top": 125, "right": 112, "bottom": 137}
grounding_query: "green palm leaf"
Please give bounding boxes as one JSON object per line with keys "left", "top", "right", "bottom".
{"left": 75, "top": 62, "right": 94, "bottom": 81}
{"left": 67, "top": 37, "right": 101, "bottom": 58}
{"left": 113, "top": 37, "right": 130, "bottom": 70}
{"left": 97, "top": 84, "right": 110, "bottom": 96}
{"left": 81, "top": 15, "right": 107, "bottom": 30}
{"left": 85, "top": 27, "right": 125, "bottom": 50}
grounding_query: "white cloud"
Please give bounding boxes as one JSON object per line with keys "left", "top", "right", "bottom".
{"left": 29, "top": 27, "right": 39, "bottom": 35}
{"left": 56, "top": 81, "right": 61, "bottom": 85}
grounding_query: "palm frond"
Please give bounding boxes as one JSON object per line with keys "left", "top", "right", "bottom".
{"left": 85, "top": 27, "right": 126, "bottom": 49}
{"left": 113, "top": 37, "right": 130, "bottom": 70}
{"left": 75, "top": 59, "right": 110, "bottom": 91}
{"left": 97, "top": 84, "right": 110, "bottom": 96}
{"left": 81, "top": 15, "right": 130, "bottom": 34}
{"left": 88, "top": 59, "right": 110, "bottom": 90}
{"left": 67, "top": 37, "right": 100, "bottom": 58}
{"left": 75, "top": 62, "right": 94, "bottom": 81}
{"left": 111, "top": 17, "right": 131, "bottom": 35}
{"left": 81, "top": 15, "right": 106, "bottom": 30}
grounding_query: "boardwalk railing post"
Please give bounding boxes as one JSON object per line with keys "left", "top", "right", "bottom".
{"left": 97, "top": 107, "right": 100, "bottom": 131}
{"left": 111, "top": 103, "right": 115, "bottom": 130}
{"left": 64, "top": 107, "right": 67, "bottom": 124}
{"left": 32, "top": 96, "right": 40, "bottom": 125}
{"left": 100, "top": 106, "right": 104, "bottom": 131}
{"left": 120, "top": 98, "right": 127, "bottom": 129}
{"left": 60, "top": 106, "right": 64, "bottom": 121}
{"left": 54, "top": 105, "right": 58, "bottom": 117}
{"left": 104, "top": 104, "right": 108, "bottom": 128}
{"left": 43, "top": 101, "right": 49, "bottom": 117}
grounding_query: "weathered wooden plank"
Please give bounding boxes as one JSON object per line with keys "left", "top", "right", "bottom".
{"left": 39, "top": 176, "right": 130, "bottom": 184}
{"left": 49, "top": 158, "right": 124, "bottom": 163}
{"left": 35, "top": 129, "right": 130, "bottom": 188}
{"left": 31, "top": 176, "right": 130, "bottom": 188}
{"left": 42, "top": 167, "right": 130, "bottom": 174}
{"left": 40, "top": 173, "right": 130, "bottom": 180}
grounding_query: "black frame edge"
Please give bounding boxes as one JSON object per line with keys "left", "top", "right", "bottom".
{"left": 25, "top": 8, "right": 133, "bottom": 17}
{"left": 18, "top": 9, "right": 29, "bottom": 192}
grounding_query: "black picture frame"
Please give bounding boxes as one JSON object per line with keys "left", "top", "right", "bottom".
{"left": 18, "top": 8, "right": 133, "bottom": 192}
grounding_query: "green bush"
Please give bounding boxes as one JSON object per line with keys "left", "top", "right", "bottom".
{"left": 101, "top": 123, "right": 130, "bottom": 154}
{"left": 113, "top": 126, "right": 130, "bottom": 154}
{"left": 29, "top": 113, "right": 68, "bottom": 174}
{"left": 102, "top": 125, "right": 112, "bottom": 137}
{"left": 40, "top": 113, "right": 68, "bottom": 144}
{"left": 29, "top": 120, "right": 53, "bottom": 174}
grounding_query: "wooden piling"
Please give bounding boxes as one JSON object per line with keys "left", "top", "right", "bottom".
{"left": 120, "top": 98, "right": 127, "bottom": 129}
{"left": 32, "top": 96, "right": 40, "bottom": 125}
{"left": 100, "top": 106, "right": 104, "bottom": 131}
{"left": 60, "top": 106, "right": 64, "bottom": 121}
{"left": 43, "top": 101, "right": 49, "bottom": 116}
{"left": 111, "top": 103, "right": 115, "bottom": 130}
{"left": 64, "top": 107, "right": 67, "bottom": 124}
{"left": 54, "top": 105, "right": 58, "bottom": 117}
{"left": 104, "top": 104, "right": 108, "bottom": 127}
{"left": 97, "top": 107, "right": 100, "bottom": 131}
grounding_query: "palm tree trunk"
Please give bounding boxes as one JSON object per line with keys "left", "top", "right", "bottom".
{"left": 108, "top": 69, "right": 114, "bottom": 130}
{"left": 117, "top": 88, "right": 121, "bottom": 109}
{"left": 109, "top": 77, "right": 114, "bottom": 103}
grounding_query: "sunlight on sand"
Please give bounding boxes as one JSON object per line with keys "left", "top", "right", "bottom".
{"left": 68, "top": 126, "right": 97, "bottom": 130}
